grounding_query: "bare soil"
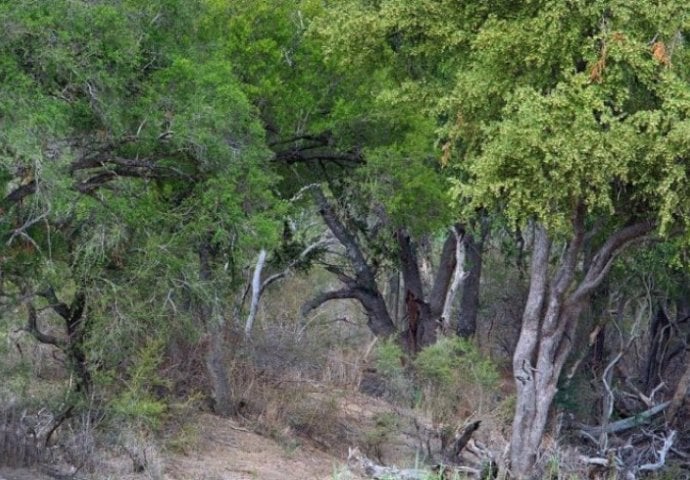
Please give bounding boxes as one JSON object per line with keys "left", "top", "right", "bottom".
{"left": 163, "top": 413, "right": 346, "bottom": 480}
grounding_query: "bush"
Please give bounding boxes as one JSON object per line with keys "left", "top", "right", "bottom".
{"left": 414, "top": 337, "right": 499, "bottom": 423}
{"left": 370, "top": 339, "right": 415, "bottom": 404}
{"left": 106, "top": 338, "right": 169, "bottom": 430}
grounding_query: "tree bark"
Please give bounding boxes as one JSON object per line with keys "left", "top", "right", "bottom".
{"left": 441, "top": 226, "right": 466, "bottom": 333}
{"left": 33, "top": 288, "right": 91, "bottom": 395}
{"left": 644, "top": 303, "right": 671, "bottom": 393}
{"left": 510, "top": 224, "right": 551, "bottom": 478}
{"left": 198, "top": 240, "right": 233, "bottom": 417}
{"left": 310, "top": 186, "right": 396, "bottom": 337}
{"left": 397, "top": 228, "right": 435, "bottom": 347}
{"left": 509, "top": 215, "right": 655, "bottom": 479}
{"left": 245, "top": 249, "right": 267, "bottom": 338}
{"left": 457, "top": 221, "right": 489, "bottom": 339}
{"left": 397, "top": 227, "right": 462, "bottom": 348}
{"left": 667, "top": 355, "right": 690, "bottom": 424}
{"left": 429, "top": 225, "right": 463, "bottom": 321}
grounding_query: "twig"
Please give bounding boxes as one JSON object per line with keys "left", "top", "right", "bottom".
{"left": 638, "top": 430, "right": 676, "bottom": 471}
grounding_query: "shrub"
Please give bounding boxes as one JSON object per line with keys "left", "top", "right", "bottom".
{"left": 107, "top": 338, "right": 169, "bottom": 430}
{"left": 414, "top": 337, "right": 499, "bottom": 423}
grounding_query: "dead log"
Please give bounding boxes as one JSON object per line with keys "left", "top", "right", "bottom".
{"left": 578, "top": 401, "right": 670, "bottom": 437}
{"left": 444, "top": 420, "right": 481, "bottom": 462}
{"left": 348, "top": 446, "right": 485, "bottom": 479}
{"left": 347, "top": 447, "right": 428, "bottom": 480}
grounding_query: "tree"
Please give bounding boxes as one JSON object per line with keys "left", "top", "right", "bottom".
{"left": 0, "top": 0, "right": 282, "bottom": 417}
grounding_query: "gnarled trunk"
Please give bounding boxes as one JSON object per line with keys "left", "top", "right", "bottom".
{"left": 303, "top": 186, "right": 396, "bottom": 337}
{"left": 510, "top": 216, "right": 655, "bottom": 479}
{"left": 397, "top": 225, "right": 463, "bottom": 349}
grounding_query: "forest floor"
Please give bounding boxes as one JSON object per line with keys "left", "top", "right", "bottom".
{"left": 0, "top": 389, "right": 434, "bottom": 480}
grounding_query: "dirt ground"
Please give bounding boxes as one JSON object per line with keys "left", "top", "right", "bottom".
{"left": 0, "top": 391, "right": 417, "bottom": 480}
{"left": 163, "top": 413, "right": 349, "bottom": 480}
{"left": 0, "top": 389, "right": 442, "bottom": 480}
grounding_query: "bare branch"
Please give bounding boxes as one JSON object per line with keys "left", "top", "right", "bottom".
{"left": 639, "top": 430, "right": 676, "bottom": 472}
{"left": 313, "top": 186, "right": 374, "bottom": 287}
{"left": 3, "top": 180, "right": 37, "bottom": 205}
{"left": 301, "top": 288, "right": 358, "bottom": 317}
{"left": 572, "top": 220, "right": 656, "bottom": 303}
{"left": 245, "top": 249, "right": 267, "bottom": 338}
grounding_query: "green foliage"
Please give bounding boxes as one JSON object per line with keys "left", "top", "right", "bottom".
{"left": 414, "top": 337, "right": 499, "bottom": 422}
{"left": 323, "top": 0, "right": 690, "bottom": 243}
{"left": 107, "top": 338, "right": 169, "bottom": 429}
{"left": 414, "top": 337, "right": 498, "bottom": 389}
{"left": 375, "top": 339, "right": 406, "bottom": 379}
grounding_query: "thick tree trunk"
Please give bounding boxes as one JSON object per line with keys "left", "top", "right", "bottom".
{"left": 457, "top": 221, "right": 488, "bottom": 339}
{"left": 397, "top": 227, "right": 462, "bottom": 348}
{"left": 397, "top": 231, "right": 433, "bottom": 348}
{"left": 510, "top": 225, "right": 551, "bottom": 477}
{"left": 510, "top": 216, "right": 655, "bottom": 479}
{"left": 429, "top": 225, "right": 463, "bottom": 321}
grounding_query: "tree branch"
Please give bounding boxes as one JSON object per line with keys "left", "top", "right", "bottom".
{"left": 37, "top": 287, "right": 71, "bottom": 320}
{"left": 571, "top": 220, "right": 656, "bottom": 304}
{"left": 301, "top": 288, "right": 359, "bottom": 317}
{"left": 245, "top": 249, "right": 267, "bottom": 338}
{"left": 429, "top": 224, "right": 463, "bottom": 319}
{"left": 3, "top": 180, "right": 37, "bottom": 206}
{"left": 25, "top": 304, "right": 66, "bottom": 348}
{"left": 552, "top": 201, "right": 586, "bottom": 297}
{"left": 313, "top": 186, "right": 375, "bottom": 287}
{"left": 578, "top": 401, "right": 670, "bottom": 436}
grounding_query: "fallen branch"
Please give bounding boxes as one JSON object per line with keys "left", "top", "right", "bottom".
{"left": 638, "top": 430, "right": 676, "bottom": 472}
{"left": 347, "top": 447, "right": 428, "bottom": 480}
{"left": 347, "top": 447, "right": 480, "bottom": 479}
{"left": 579, "top": 401, "right": 670, "bottom": 436}
{"left": 446, "top": 420, "right": 481, "bottom": 462}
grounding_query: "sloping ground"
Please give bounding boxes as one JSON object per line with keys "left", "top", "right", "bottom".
{"left": 0, "top": 469, "right": 52, "bottom": 480}
{"left": 0, "top": 390, "right": 438, "bottom": 480}
{"left": 163, "top": 390, "right": 432, "bottom": 480}
{"left": 164, "top": 413, "right": 348, "bottom": 480}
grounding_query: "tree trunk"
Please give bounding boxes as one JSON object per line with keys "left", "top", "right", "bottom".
{"left": 397, "top": 228, "right": 459, "bottom": 348}
{"left": 308, "top": 186, "right": 396, "bottom": 337}
{"left": 668, "top": 355, "right": 690, "bottom": 425}
{"left": 510, "top": 216, "right": 655, "bottom": 479}
{"left": 644, "top": 303, "right": 671, "bottom": 393}
{"left": 31, "top": 288, "right": 91, "bottom": 395}
{"left": 198, "top": 240, "right": 233, "bottom": 417}
{"left": 441, "top": 226, "right": 466, "bottom": 333}
{"left": 397, "top": 226, "right": 464, "bottom": 348}
{"left": 510, "top": 225, "right": 552, "bottom": 477}
{"left": 457, "top": 221, "right": 488, "bottom": 339}
{"left": 245, "top": 248, "right": 267, "bottom": 338}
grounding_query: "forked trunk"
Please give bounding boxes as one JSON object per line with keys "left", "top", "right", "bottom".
{"left": 509, "top": 217, "right": 655, "bottom": 479}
